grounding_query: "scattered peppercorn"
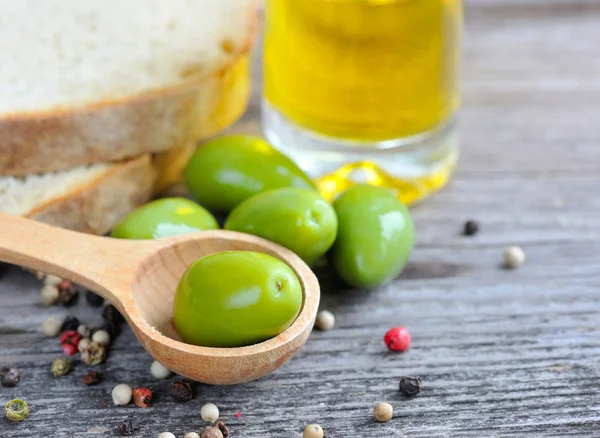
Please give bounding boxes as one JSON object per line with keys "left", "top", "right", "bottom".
{"left": 44, "top": 274, "right": 62, "bottom": 286}
{"left": 384, "top": 326, "right": 411, "bottom": 352}
{"left": 171, "top": 379, "right": 193, "bottom": 402}
{"left": 116, "top": 417, "right": 137, "bottom": 436}
{"left": 93, "top": 322, "right": 121, "bottom": 339}
{"left": 200, "top": 427, "right": 222, "bottom": 438}
{"left": 374, "top": 402, "right": 393, "bottom": 422}
{"left": 82, "top": 371, "right": 102, "bottom": 386}
{"left": 60, "top": 330, "right": 82, "bottom": 356}
{"left": 42, "top": 316, "right": 62, "bottom": 337}
{"left": 5, "top": 399, "right": 29, "bottom": 422}
{"left": 201, "top": 422, "right": 229, "bottom": 438}
{"left": 78, "top": 337, "right": 92, "bottom": 353}
{"left": 201, "top": 402, "right": 219, "bottom": 423}
{"left": 51, "top": 357, "right": 72, "bottom": 377}
{"left": 85, "top": 290, "right": 104, "bottom": 307}
{"left": 235, "top": 412, "right": 242, "bottom": 418}
{"left": 40, "top": 284, "right": 60, "bottom": 306}
{"left": 102, "top": 304, "right": 125, "bottom": 325}
{"left": 504, "top": 245, "right": 526, "bottom": 269}
{"left": 150, "top": 360, "right": 172, "bottom": 379}
{"left": 77, "top": 324, "right": 91, "bottom": 338}
{"left": 60, "top": 316, "right": 81, "bottom": 333}
{"left": 303, "top": 424, "right": 324, "bottom": 438}
{"left": 112, "top": 383, "right": 133, "bottom": 405}
{"left": 91, "top": 329, "right": 111, "bottom": 346}
{"left": 62, "top": 343, "right": 77, "bottom": 356}
{"left": 57, "top": 280, "right": 79, "bottom": 306}
{"left": 399, "top": 376, "right": 422, "bottom": 396}
{"left": 315, "top": 310, "right": 335, "bottom": 331}
{"left": 462, "top": 220, "right": 479, "bottom": 236}
{"left": 81, "top": 341, "right": 106, "bottom": 366}
{"left": 133, "top": 387, "right": 153, "bottom": 408}
{"left": 0, "top": 367, "right": 20, "bottom": 387}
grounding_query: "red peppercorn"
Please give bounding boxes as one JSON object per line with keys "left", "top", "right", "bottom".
{"left": 60, "top": 330, "right": 81, "bottom": 356}
{"left": 384, "top": 326, "right": 411, "bottom": 352}
{"left": 60, "top": 330, "right": 81, "bottom": 346}
{"left": 62, "top": 343, "right": 78, "bottom": 356}
{"left": 132, "top": 387, "right": 152, "bottom": 408}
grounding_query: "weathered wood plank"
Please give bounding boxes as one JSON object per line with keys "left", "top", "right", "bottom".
{"left": 2, "top": 1, "right": 600, "bottom": 437}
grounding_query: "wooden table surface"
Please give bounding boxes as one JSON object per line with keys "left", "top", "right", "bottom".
{"left": 2, "top": 1, "right": 600, "bottom": 436}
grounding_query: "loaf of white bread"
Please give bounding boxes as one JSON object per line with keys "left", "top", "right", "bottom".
{"left": 0, "top": 0, "right": 257, "bottom": 234}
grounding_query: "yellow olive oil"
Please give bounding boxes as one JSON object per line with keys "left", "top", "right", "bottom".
{"left": 263, "top": 0, "right": 463, "bottom": 204}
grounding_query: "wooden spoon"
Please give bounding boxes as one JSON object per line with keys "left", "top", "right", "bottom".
{"left": 0, "top": 212, "right": 320, "bottom": 385}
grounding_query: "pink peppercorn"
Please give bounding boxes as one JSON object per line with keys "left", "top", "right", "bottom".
{"left": 384, "top": 326, "right": 411, "bottom": 352}
{"left": 60, "top": 330, "right": 81, "bottom": 356}
{"left": 62, "top": 343, "right": 78, "bottom": 356}
{"left": 133, "top": 387, "right": 152, "bottom": 408}
{"left": 60, "top": 330, "right": 81, "bottom": 346}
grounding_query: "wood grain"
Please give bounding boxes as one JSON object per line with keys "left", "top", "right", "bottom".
{"left": 2, "top": 0, "right": 600, "bottom": 436}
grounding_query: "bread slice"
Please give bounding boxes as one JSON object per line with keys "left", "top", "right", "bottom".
{"left": 0, "top": 155, "right": 155, "bottom": 235}
{"left": 0, "top": 0, "right": 257, "bottom": 176}
{"left": 0, "top": 36, "right": 252, "bottom": 235}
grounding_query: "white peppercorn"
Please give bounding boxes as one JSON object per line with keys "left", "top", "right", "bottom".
{"left": 201, "top": 403, "right": 220, "bottom": 423}
{"left": 303, "top": 424, "right": 324, "bottom": 438}
{"left": 91, "top": 329, "right": 111, "bottom": 346}
{"left": 184, "top": 433, "right": 200, "bottom": 438}
{"left": 44, "top": 274, "right": 63, "bottom": 286}
{"left": 40, "top": 284, "right": 60, "bottom": 306}
{"left": 315, "top": 310, "right": 335, "bottom": 331}
{"left": 158, "top": 433, "right": 176, "bottom": 438}
{"left": 504, "top": 245, "right": 526, "bottom": 269}
{"left": 42, "top": 316, "right": 62, "bottom": 337}
{"left": 78, "top": 338, "right": 92, "bottom": 353}
{"left": 150, "top": 360, "right": 172, "bottom": 379}
{"left": 77, "top": 324, "right": 90, "bottom": 338}
{"left": 374, "top": 402, "right": 393, "bottom": 422}
{"left": 112, "top": 383, "right": 133, "bottom": 405}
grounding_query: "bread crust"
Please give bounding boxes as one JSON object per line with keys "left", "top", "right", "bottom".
{"left": 0, "top": 3, "right": 257, "bottom": 177}
{"left": 27, "top": 155, "right": 155, "bottom": 235}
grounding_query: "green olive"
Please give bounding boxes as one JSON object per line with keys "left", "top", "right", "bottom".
{"left": 225, "top": 188, "right": 337, "bottom": 266}
{"left": 111, "top": 197, "right": 218, "bottom": 240}
{"left": 173, "top": 251, "right": 303, "bottom": 348}
{"left": 331, "top": 185, "right": 414, "bottom": 288}
{"left": 184, "top": 135, "right": 315, "bottom": 212}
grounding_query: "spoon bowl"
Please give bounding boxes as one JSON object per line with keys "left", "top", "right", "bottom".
{"left": 0, "top": 212, "right": 320, "bottom": 384}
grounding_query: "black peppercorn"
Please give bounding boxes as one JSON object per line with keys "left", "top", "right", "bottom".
{"left": 82, "top": 371, "right": 102, "bottom": 386}
{"left": 399, "top": 376, "right": 422, "bottom": 396}
{"left": 463, "top": 220, "right": 479, "bottom": 236}
{"left": 60, "top": 316, "right": 81, "bottom": 332}
{"left": 116, "top": 417, "right": 137, "bottom": 436}
{"left": 102, "top": 304, "right": 125, "bottom": 326}
{"left": 0, "top": 262, "right": 9, "bottom": 279}
{"left": 0, "top": 367, "right": 21, "bottom": 387}
{"left": 85, "top": 290, "right": 104, "bottom": 307}
{"left": 171, "top": 379, "right": 193, "bottom": 402}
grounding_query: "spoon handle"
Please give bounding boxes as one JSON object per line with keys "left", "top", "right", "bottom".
{"left": 0, "top": 212, "right": 152, "bottom": 303}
